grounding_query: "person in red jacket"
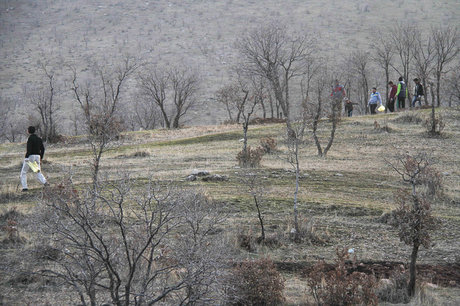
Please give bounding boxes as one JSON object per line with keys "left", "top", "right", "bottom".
{"left": 331, "top": 79, "right": 346, "bottom": 115}
{"left": 388, "top": 81, "right": 398, "bottom": 112}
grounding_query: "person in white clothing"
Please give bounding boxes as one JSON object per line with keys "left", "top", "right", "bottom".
{"left": 20, "top": 126, "right": 47, "bottom": 191}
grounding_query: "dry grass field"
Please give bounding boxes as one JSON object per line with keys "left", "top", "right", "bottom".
{"left": 0, "top": 108, "right": 459, "bottom": 304}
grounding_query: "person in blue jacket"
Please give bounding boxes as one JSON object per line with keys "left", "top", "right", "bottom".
{"left": 368, "top": 87, "right": 382, "bottom": 115}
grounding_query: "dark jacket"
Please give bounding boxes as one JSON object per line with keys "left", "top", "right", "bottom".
{"left": 25, "top": 134, "right": 45, "bottom": 159}
{"left": 414, "top": 83, "right": 424, "bottom": 97}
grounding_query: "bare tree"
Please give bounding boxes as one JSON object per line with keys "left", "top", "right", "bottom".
{"left": 26, "top": 63, "right": 61, "bottom": 142}
{"left": 33, "top": 175, "right": 229, "bottom": 305}
{"left": 413, "top": 29, "right": 436, "bottom": 106}
{"left": 348, "top": 51, "right": 370, "bottom": 113}
{"left": 236, "top": 21, "right": 315, "bottom": 134}
{"left": 171, "top": 190, "right": 229, "bottom": 304}
{"left": 373, "top": 32, "right": 394, "bottom": 109}
{"left": 445, "top": 63, "right": 460, "bottom": 106}
{"left": 169, "top": 67, "right": 200, "bottom": 129}
{"left": 137, "top": 68, "right": 170, "bottom": 128}
{"left": 390, "top": 23, "right": 417, "bottom": 100}
{"left": 432, "top": 25, "right": 459, "bottom": 107}
{"left": 309, "top": 71, "right": 340, "bottom": 157}
{"left": 132, "top": 93, "right": 162, "bottom": 130}
{"left": 137, "top": 66, "right": 200, "bottom": 129}
{"left": 214, "top": 83, "right": 243, "bottom": 123}
{"left": 70, "top": 55, "right": 137, "bottom": 187}
{"left": 389, "top": 154, "right": 439, "bottom": 297}
{"left": 0, "top": 96, "right": 26, "bottom": 143}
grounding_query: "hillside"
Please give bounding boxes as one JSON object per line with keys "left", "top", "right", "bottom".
{"left": 0, "top": 108, "right": 459, "bottom": 304}
{"left": 1, "top": 0, "right": 459, "bottom": 127}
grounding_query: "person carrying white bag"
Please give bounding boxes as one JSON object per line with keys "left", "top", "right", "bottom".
{"left": 20, "top": 126, "right": 48, "bottom": 191}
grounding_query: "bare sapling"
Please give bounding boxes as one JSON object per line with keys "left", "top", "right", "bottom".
{"left": 310, "top": 72, "right": 340, "bottom": 157}
{"left": 284, "top": 98, "right": 309, "bottom": 242}
{"left": 26, "top": 63, "right": 61, "bottom": 143}
{"left": 70, "top": 55, "right": 137, "bottom": 188}
{"left": 389, "top": 153, "right": 439, "bottom": 297}
{"left": 239, "top": 171, "right": 266, "bottom": 242}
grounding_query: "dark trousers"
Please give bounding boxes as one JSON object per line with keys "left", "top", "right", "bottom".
{"left": 347, "top": 110, "right": 353, "bottom": 117}
{"left": 398, "top": 97, "right": 406, "bottom": 109}
{"left": 388, "top": 99, "right": 395, "bottom": 112}
{"left": 370, "top": 104, "right": 377, "bottom": 114}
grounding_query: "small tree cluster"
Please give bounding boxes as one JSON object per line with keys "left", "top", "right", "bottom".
{"left": 237, "top": 146, "right": 265, "bottom": 168}
{"left": 227, "top": 258, "right": 285, "bottom": 305}
{"left": 307, "top": 247, "right": 377, "bottom": 306}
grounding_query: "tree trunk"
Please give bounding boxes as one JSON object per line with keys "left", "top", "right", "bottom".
{"left": 269, "top": 94, "right": 274, "bottom": 118}
{"left": 422, "top": 79, "right": 428, "bottom": 106}
{"left": 253, "top": 195, "right": 265, "bottom": 241}
{"left": 293, "top": 140, "right": 300, "bottom": 242}
{"left": 385, "top": 68, "right": 389, "bottom": 113}
{"left": 436, "top": 72, "right": 441, "bottom": 107}
{"left": 312, "top": 93, "right": 323, "bottom": 157}
{"left": 323, "top": 101, "right": 338, "bottom": 157}
{"left": 408, "top": 242, "right": 420, "bottom": 297}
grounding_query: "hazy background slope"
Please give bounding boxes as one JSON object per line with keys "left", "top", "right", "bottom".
{"left": 1, "top": 0, "right": 459, "bottom": 125}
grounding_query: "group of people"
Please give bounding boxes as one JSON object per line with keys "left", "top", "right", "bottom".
{"left": 387, "top": 77, "right": 424, "bottom": 112}
{"left": 331, "top": 77, "right": 424, "bottom": 117}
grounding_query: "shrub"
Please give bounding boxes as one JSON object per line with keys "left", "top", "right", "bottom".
{"left": 376, "top": 271, "right": 410, "bottom": 304}
{"left": 392, "top": 112, "right": 423, "bottom": 124}
{"left": 420, "top": 165, "right": 443, "bottom": 199}
{"left": 227, "top": 258, "right": 284, "bottom": 305}
{"left": 424, "top": 113, "right": 445, "bottom": 135}
{"left": 1, "top": 207, "right": 26, "bottom": 245}
{"left": 307, "top": 247, "right": 378, "bottom": 306}
{"left": 237, "top": 146, "right": 265, "bottom": 168}
{"left": 259, "top": 137, "right": 277, "bottom": 154}
{"left": 236, "top": 229, "right": 255, "bottom": 252}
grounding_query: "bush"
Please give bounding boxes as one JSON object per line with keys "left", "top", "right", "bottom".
{"left": 424, "top": 113, "right": 445, "bottom": 135}
{"left": 1, "top": 207, "right": 26, "bottom": 245}
{"left": 392, "top": 112, "right": 423, "bottom": 124}
{"left": 420, "top": 165, "right": 443, "bottom": 199}
{"left": 376, "top": 271, "right": 410, "bottom": 304}
{"left": 237, "top": 146, "right": 265, "bottom": 168}
{"left": 236, "top": 229, "right": 256, "bottom": 252}
{"left": 307, "top": 247, "right": 377, "bottom": 306}
{"left": 227, "top": 258, "right": 285, "bottom": 305}
{"left": 259, "top": 137, "right": 277, "bottom": 154}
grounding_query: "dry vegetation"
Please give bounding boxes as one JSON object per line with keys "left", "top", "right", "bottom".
{"left": 1, "top": 0, "right": 459, "bottom": 128}
{"left": 1, "top": 1, "right": 460, "bottom": 304}
{"left": 1, "top": 108, "right": 459, "bottom": 304}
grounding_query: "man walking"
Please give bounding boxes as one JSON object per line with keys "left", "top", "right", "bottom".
{"left": 368, "top": 87, "right": 382, "bottom": 115}
{"left": 388, "top": 81, "right": 397, "bottom": 112}
{"left": 20, "top": 126, "right": 47, "bottom": 191}
{"left": 411, "top": 78, "right": 424, "bottom": 107}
